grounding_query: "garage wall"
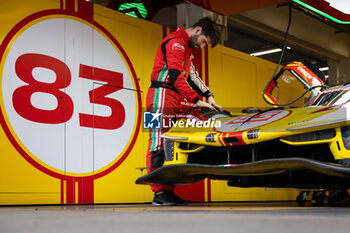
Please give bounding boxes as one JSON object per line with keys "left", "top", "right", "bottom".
{"left": 209, "top": 45, "right": 278, "bottom": 109}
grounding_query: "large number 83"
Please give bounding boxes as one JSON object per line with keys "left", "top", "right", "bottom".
{"left": 12, "top": 53, "right": 125, "bottom": 130}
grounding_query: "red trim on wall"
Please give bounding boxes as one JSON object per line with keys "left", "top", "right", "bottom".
{"left": 77, "top": 0, "right": 94, "bottom": 23}
{"left": 63, "top": 176, "right": 93, "bottom": 204}
{"left": 192, "top": 45, "right": 203, "bottom": 100}
{"left": 61, "top": 176, "right": 94, "bottom": 204}
{"left": 78, "top": 176, "right": 94, "bottom": 204}
{"left": 65, "top": 0, "right": 75, "bottom": 15}
{"left": 65, "top": 177, "right": 76, "bottom": 204}
{"left": 174, "top": 181, "right": 206, "bottom": 202}
{"left": 192, "top": 48, "right": 203, "bottom": 79}
{"left": 204, "top": 45, "right": 211, "bottom": 201}
{"left": 204, "top": 46, "right": 209, "bottom": 87}
{"left": 162, "top": 26, "right": 167, "bottom": 39}
{"left": 207, "top": 178, "right": 211, "bottom": 202}
{"left": 60, "top": 179, "right": 64, "bottom": 204}
{"left": 65, "top": 0, "right": 93, "bottom": 22}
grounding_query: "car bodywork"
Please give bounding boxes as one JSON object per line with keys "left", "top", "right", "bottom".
{"left": 136, "top": 60, "right": 350, "bottom": 199}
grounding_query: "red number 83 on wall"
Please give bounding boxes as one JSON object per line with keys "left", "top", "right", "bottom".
{"left": 0, "top": 16, "right": 141, "bottom": 177}
{"left": 13, "top": 53, "right": 125, "bottom": 130}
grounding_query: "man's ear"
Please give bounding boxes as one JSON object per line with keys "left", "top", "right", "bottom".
{"left": 194, "top": 26, "right": 202, "bottom": 35}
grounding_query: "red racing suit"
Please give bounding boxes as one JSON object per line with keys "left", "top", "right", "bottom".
{"left": 146, "top": 27, "right": 213, "bottom": 192}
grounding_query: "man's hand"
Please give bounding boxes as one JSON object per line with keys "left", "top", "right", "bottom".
{"left": 195, "top": 97, "right": 224, "bottom": 112}
{"left": 207, "top": 96, "right": 224, "bottom": 112}
{"left": 195, "top": 100, "right": 217, "bottom": 111}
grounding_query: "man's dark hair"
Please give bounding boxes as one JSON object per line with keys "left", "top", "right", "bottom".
{"left": 192, "top": 17, "right": 220, "bottom": 48}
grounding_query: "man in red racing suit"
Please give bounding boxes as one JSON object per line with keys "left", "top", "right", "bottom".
{"left": 146, "top": 17, "right": 223, "bottom": 206}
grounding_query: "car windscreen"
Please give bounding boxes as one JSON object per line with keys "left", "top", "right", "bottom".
{"left": 270, "top": 70, "right": 312, "bottom": 107}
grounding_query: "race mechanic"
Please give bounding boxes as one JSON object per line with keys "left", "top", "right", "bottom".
{"left": 146, "top": 17, "right": 223, "bottom": 206}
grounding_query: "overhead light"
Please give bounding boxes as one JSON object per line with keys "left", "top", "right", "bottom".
{"left": 250, "top": 48, "right": 282, "bottom": 56}
{"left": 319, "top": 67, "right": 329, "bottom": 71}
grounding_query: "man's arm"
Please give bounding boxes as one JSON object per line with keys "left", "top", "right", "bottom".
{"left": 188, "top": 63, "right": 224, "bottom": 111}
{"left": 165, "top": 39, "right": 200, "bottom": 103}
{"left": 187, "top": 63, "right": 211, "bottom": 98}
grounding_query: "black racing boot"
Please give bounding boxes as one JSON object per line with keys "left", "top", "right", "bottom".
{"left": 167, "top": 191, "right": 190, "bottom": 205}
{"left": 152, "top": 191, "right": 178, "bottom": 206}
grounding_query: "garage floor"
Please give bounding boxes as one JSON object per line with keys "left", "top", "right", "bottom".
{"left": 1, "top": 202, "right": 350, "bottom": 233}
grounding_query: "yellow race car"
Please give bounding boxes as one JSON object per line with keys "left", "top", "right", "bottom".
{"left": 136, "top": 60, "right": 350, "bottom": 204}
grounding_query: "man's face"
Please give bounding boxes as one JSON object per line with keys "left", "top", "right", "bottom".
{"left": 189, "top": 32, "right": 211, "bottom": 49}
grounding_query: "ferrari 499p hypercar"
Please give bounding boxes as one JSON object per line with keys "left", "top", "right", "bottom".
{"left": 136, "top": 60, "right": 350, "bottom": 205}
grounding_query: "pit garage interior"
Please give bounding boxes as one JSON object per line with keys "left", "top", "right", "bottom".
{"left": 1, "top": 0, "right": 350, "bottom": 232}
{"left": 105, "top": 0, "right": 350, "bottom": 84}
